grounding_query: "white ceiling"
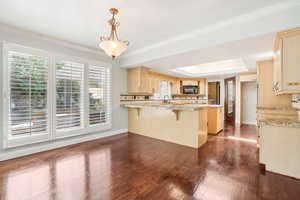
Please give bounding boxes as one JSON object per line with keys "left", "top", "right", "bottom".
{"left": 0, "top": 0, "right": 285, "bottom": 51}
{"left": 0, "top": 0, "right": 300, "bottom": 77}
{"left": 137, "top": 33, "right": 276, "bottom": 77}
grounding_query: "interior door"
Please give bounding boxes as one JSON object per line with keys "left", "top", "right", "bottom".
{"left": 242, "top": 82, "right": 257, "bottom": 125}
{"left": 225, "top": 77, "right": 236, "bottom": 123}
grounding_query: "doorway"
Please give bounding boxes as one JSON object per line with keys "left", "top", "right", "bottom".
{"left": 208, "top": 82, "right": 220, "bottom": 104}
{"left": 225, "top": 77, "right": 236, "bottom": 123}
{"left": 241, "top": 82, "right": 257, "bottom": 125}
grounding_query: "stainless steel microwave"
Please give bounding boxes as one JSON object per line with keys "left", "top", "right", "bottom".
{"left": 182, "top": 85, "right": 199, "bottom": 94}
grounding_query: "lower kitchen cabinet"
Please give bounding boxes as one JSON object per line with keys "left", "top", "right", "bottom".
{"left": 259, "top": 124, "right": 300, "bottom": 179}
{"left": 207, "top": 106, "right": 224, "bottom": 134}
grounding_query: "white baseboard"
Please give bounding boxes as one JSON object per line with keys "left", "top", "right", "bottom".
{"left": 0, "top": 128, "right": 128, "bottom": 161}
{"left": 242, "top": 121, "right": 257, "bottom": 125}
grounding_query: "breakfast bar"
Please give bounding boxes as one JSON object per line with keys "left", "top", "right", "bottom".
{"left": 123, "top": 104, "right": 222, "bottom": 148}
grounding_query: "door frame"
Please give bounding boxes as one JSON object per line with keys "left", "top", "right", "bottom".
{"left": 224, "top": 77, "right": 236, "bottom": 123}
{"left": 207, "top": 81, "right": 221, "bottom": 105}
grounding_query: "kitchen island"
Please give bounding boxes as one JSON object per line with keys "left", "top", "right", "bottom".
{"left": 122, "top": 103, "right": 223, "bottom": 148}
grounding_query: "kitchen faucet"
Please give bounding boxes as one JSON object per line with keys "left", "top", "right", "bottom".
{"left": 163, "top": 95, "right": 170, "bottom": 104}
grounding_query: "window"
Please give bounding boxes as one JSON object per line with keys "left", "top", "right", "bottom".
{"left": 56, "top": 61, "right": 84, "bottom": 132}
{"left": 88, "top": 66, "right": 110, "bottom": 126}
{"left": 159, "top": 80, "right": 171, "bottom": 99}
{"left": 7, "top": 50, "right": 49, "bottom": 138}
{"left": 3, "top": 43, "right": 111, "bottom": 148}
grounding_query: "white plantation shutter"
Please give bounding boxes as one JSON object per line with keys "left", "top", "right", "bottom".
{"left": 7, "top": 51, "right": 49, "bottom": 138}
{"left": 56, "top": 60, "right": 84, "bottom": 131}
{"left": 88, "top": 65, "right": 111, "bottom": 126}
{"left": 3, "top": 43, "right": 112, "bottom": 148}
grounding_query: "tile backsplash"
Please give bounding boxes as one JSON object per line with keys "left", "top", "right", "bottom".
{"left": 292, "top": 94, "right": 300, "bottom": 121}
{"left": 120, "top": 94, "right": 208, "bottom": 104}
{"left": 292, "top": 94, "right": 300, "bottom": 109}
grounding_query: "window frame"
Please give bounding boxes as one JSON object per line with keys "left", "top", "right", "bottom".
{"left": 2, "top": 42, "right": 52, "bottom": 148}
{"left": 53, "top": 56, "right": 112, "bottom": 139}
{"left": 2, "top": 42, "right": 112, "bottom": 148}
{"left": 87, "top": 65, "right": 111, "bottom": 128}
{"left": 54, "top": 57, "right": 86, "bottom": 138}
{"left": 85, "top": 63, "right": 112, "bottom": 132}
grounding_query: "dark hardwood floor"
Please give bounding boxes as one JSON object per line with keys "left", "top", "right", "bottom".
{"left": 0, "top": 124, "right": 300, "bottom": 200}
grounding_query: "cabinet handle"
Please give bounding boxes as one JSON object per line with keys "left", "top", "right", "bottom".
{"left": 273, "top": 82, "right": 279, "bottom": 92}
{"left": 288, "top": 82, "right": 300, "bottom": 86}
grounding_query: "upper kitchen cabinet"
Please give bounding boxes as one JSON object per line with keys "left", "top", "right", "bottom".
{"left": 198, "top": 79, "right": 207, "bottom": 95}
{"left": 127, "top": 67, "right": 207, "bottom": 96}
{"left": 273, "top": 27, "right": 300, "bottom": 95}
{"left": 171, "top": 80, "right": 180, "bottom": 95}
{"left": 182, "top": 80, "right": 198, "bottom": 86}
{"left": 127, "top": 67, "right": 152, "bottom": 94}
{"left": 257, "top": 60, "right": 292, "bottom": 108}
{"left": 148, "top": 71, "right": 180, "bottom": 95}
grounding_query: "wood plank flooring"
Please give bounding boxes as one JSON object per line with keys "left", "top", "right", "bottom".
{"left": 0, "top": 124, "right": 300, "bottom": 200}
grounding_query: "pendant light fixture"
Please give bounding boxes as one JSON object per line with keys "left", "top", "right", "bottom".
{"left": 99, "top": 8, "right": 129, "bottom": 59}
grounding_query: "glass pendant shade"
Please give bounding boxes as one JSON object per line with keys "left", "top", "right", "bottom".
{"left": 99, "top": 39, "right": 128, "bottom": 58}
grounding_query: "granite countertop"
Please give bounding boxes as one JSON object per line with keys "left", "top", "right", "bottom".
{"left": 257, "top": 106, "right": 300, "bottom": 128}
{"left": 121, "top": 103, "right": 223, "bottom": 111}
{"left": 257, "top": 106, "right": 300, "bottom": 111}
{"left": 258, "top": 119, "right": 300, "bottom": 128}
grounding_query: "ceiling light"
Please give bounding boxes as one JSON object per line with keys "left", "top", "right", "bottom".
{"left": 99, "top": 8, "right": 129, "bottom": 59}
{"left": 170, "top": 59, "right": 248, "bottom": 77}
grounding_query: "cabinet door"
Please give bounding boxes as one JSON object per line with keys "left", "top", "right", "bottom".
{"left": 171, "top": 80, "right": 180, "bottom": 94}
{"left": 257, "top": 60, "right": 292, "bottom": 107}
{"left": 140, "top": 68, "right": 152, "bottom": 94}
{"left": 273, "top": 39, "right": 283, "bottom": 93}
{"left": 218, "top": 107, "right": 224, "bottom": 131}
{"left": 155, "top": 78, "right": 160, "bottom": 94}
{"left": 182, "top": 80, "right": 198, "bottom": 86}
{"left": 150, "top": 78, "right": 157, "bottom": 93}
{"left": 208, "top": 107, "right": 224, "bottom": 134}
{"left": 127, "top": 68, "right": 141, "bottom": 93}
{"left": 282, "top": 35, "right": 300, "bottom": 92}
{"left": 207, "top": 108, "right": 217, "bottom": 134}
{"left": 199, "top": 79, "right": 206, "bottom": 95}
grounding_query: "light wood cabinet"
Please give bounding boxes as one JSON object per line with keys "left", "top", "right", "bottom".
{"left": 150, "top": 77, "right": 160, "bottom": 94}
{"left": 273, "top": 27, "right": 300, "bottom": 94}
{"left": 127, "top": 67, "right": 152, "bottom": 94}
{"left": 148, "top": 71, "right": 180, "bottom": 95}
{"left": 256, "top": 60, "right": 297, "bottom": 123}
{"left": 257, "top": 60, "right": 292, "bottom": 107}
{"left": 127, "top": 67, "right": 207, "bottom": 96}
{"left": 171, "top": 80, "right": 180, "bottom": 95}
{"left": 182, "top": 80, "right": 198, "bottom": 86}
{"left": 260, "top": 125, "right": 300, "bottom": 179}
{"left": 207, "top": 107, "right": 224, "bottom": 134}
{"left": 198, "top": 79, "right": 206, "bottom": 95}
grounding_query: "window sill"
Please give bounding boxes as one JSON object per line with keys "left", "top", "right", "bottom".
{"left": 5, "top": 123, "right": 112, "bottom": 149}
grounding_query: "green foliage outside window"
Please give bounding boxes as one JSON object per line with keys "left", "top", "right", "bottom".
{"left": 11, "top": 54, "right": 104, "bottom": 113}
{"left": 11, "top": 55, "right": 47, "bottom": 101}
